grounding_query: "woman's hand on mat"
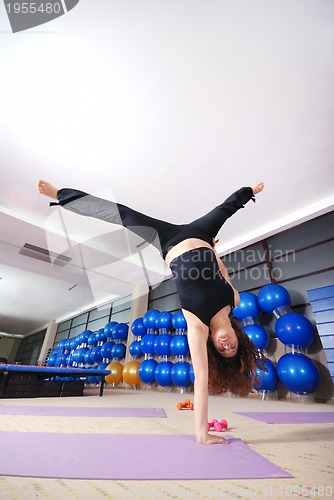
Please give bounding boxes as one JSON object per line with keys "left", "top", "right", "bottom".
{"left": 198, "top": 434, "right": 229, "bottom": 445}
{"left": 251, "top": 181, "right": 264, "bottom": 195}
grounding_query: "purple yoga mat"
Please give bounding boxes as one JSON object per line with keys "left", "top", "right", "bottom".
{"left": 0, "top": 432, "right": 292, "bottom": 480}
{"left": 0, "top": 405, "right": 166, "bottom": 418}
{"left": 234, "top": 412, "right": 334, "bottom": 424}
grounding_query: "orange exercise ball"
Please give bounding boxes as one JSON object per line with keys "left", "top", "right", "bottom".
{"left": 105, "top": 362, "right": 124, "bottom": 385}
{"left": 122, "top": 361, "right": 141, "bottom": 386}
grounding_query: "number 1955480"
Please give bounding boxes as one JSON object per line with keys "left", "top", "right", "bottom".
{"left": 6, "top": 3, "right": 62, "bottom": 14}
{"left": 279, "top": 486, "right": 333, "bottom": 497}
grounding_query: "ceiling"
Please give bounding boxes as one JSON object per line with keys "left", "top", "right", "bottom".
{"left": 0, "top": 0, "right": 333, "bottom": 338}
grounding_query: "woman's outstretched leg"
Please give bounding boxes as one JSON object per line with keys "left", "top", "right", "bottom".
{"left": 36, "top": 180, "right": 170, "bottom": 255}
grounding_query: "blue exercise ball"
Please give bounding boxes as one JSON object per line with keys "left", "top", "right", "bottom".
{"left": 76, "top": 333, "right": 84, "bottom": 346}
{"left": 170, "top": 361, "right": 191, "bottom": 387}
{"left": 74, "top": 347, "right": 88, "bottom": 364}
{"left": 243, "top": 324, "right": 270, "bottom": 351}
{"left": 277, "top": 353, "right": 320, "bottom": 394}
{"left": 257, "top": 284, "right": 291, "bottom": 314}
{"left": 154, "top": 333, "right": 172, "bottom": 357}
{"left": 87, "top": 333, "right": 97, "bottom": 348}
{"left": 69, "top": 353, "right": 78, "bottom": 366}
{"left": 112, "top": 323, "right": 128, "bottom": 341}
{"left": 129, "top": 340, "right": 143, "bottom": 359}
{"left": 70, "top": 350, "right": 80, "bottom": 364}
{"left": 275, "top": 312, "right": 315, "bottom": 348}
{"left": 131, "top": 318, "right": 147, "bottom": 337}
{"left": 111, "top": 343, "right": 126, "bottom": 360}
{"left": 154, "top": 361, "right": 174, "bottom": 387}
{"left": 253, "top": 358, "right": 279, "bottom": 391}
{"left": 172, "top": 310, "right": 187, "bottom": 331}
{"left": 233, "top": 292, "right": 261, "bottom": 320}
{"left": 56, "top": 339, "right": 66, "bottom": 351}
{"left": 95, "top": 328, "right": 107, "bottom": 345}
{"left": 90, "top": 345, "right": 103, "bottom": 364}
{"left": 104, "top": 321, "right": 118, "bottom": 340}
{"left": 54, "top": 355, "right": 62, "bottom": 367}
{"left": 155, "top": 311, "right": 173, "bottom": 331}
{"left": 66, "top": 354, "right": 73, "bottom": 367}
{"left": 58, "top": 354, "right": 68, "bottom": 367}
{"left": 138, "top": 359, "right": 158, "bottom": 384}
{"left": 69, "top": 338, "right": 76, "bottom": 351}
{"left": 73, "top": 335, "right": 82, "bottom": 349}
{"left": 80, "top": 330, "right": 92, "bottom": 346}
{"left": 100, "top": 341, "right": 115, "bottom": 360}
{"left": 140, "top": 333, "right": 157, "bottom": 356}
{"left": 170, "top": 334, "right": 189, "bottom": 357}
{"left": 189, "top": 364, "right": 195, "bottom": 384}
{"left": 84, "top": 349, "right": 94, "bottom": 366}
{"left": 64, "top": 339, "right": 72, "bottom": 353}
{"left": 143, "top": 309, "right": 160, "bottom": 330}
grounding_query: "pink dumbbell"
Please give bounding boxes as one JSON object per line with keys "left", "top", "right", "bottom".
{"left": 220, "top": 419, "right": 228, "bottom": 430}
{"left": 208, "top": 418, "right": 228, "bottom": 432}
{"left": 208, "top": 418, "right": 218, "bottom": 431}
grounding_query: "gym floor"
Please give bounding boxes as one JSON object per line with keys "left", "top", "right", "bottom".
{"left": 0, "top": 388, "right": 333, "bottom": 500}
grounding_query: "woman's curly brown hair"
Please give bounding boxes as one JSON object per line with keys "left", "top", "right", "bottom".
{"left": 207, "top": 318, "right": 266, "bottom": 395}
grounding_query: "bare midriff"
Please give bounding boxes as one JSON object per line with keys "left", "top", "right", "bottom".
{"left": 165, "top": 238, "right": 213, "bottom": 267}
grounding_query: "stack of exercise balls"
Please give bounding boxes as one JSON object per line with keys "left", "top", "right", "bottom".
{"left": 118, "top": 317, "right": 147, "bottom": 388}
{"left": 233, "top": 292, "right": 277, "bottom": 396}
{"left": 99, "top": 324, "right": 124, "bottom": 384}
{"left": 56, "top": 309, "right": 192, "bottom": 392}
{"left": 136, "top": 310, "right": 159, "bottom": 387}
{"left": 121, "top": 309, "right": 192, "bottom": 392}
{"left": 153, "top": 312, "right": 174, "bottom": 388}
{"left": 233, "top": 292, "right": 270, "bottom": 352}
{"left": 257, "top": 284, "right": 320, "bottom": 397}
{"left": 48, "top": 279, "right": 321, "bottom": 400}
{"left": 170, "top": 311, "right": 191, "bottom": 391}
{"left": 47, "top": 320, "right": 130, "bottom": 386}
{"left": 129, "top": 318, "right": 145, "bottom": 360}
{"left": 104, "top": 322, "right": 128, "bottom": 387}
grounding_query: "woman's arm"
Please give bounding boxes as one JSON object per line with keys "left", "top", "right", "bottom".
{"left": 185, "top": 313, "right": 228, "bottom": 445}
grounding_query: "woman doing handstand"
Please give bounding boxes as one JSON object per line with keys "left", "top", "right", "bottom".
{"left": 37, "top": 179, "right": 265, "bottom": 445}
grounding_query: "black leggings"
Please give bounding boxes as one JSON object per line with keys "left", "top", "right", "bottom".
{"left": 53, "top": 186, "right": 254, "bottom": 259}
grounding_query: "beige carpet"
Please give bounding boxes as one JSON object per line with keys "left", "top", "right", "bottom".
{"left": 0, "top": 387, "right": 333, "bottom": 499}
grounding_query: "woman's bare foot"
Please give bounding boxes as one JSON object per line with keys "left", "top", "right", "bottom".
{"left": 251, "top": 181, "right": 264, "bottom": 195}
{"left": 37, "top": 180, "right": 58, "bottom": 200}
